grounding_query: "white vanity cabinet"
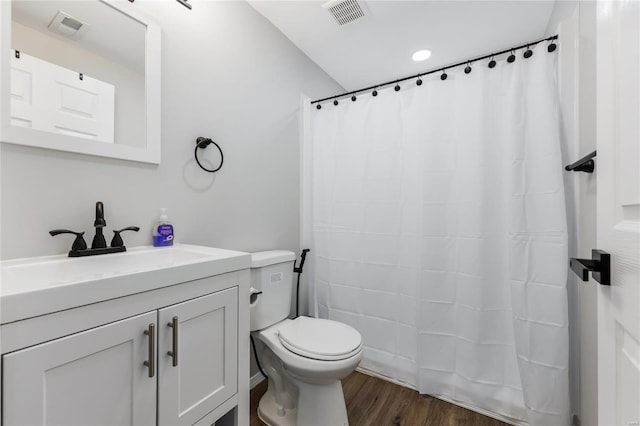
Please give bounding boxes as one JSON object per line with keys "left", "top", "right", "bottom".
{"left": 0, "top": 245, "right": 251, "bottom": 426}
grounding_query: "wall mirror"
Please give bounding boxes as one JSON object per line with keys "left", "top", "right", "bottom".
{"left": 0, "top": 0, "right": 161, "bottom": 164}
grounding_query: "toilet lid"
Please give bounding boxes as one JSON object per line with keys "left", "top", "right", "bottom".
{"left": 276, "top": 317, "right": 362, "bottom": 361}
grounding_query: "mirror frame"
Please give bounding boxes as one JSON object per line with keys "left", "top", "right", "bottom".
{"left": 0, "top": 0, "right": 161, "bottom": 164}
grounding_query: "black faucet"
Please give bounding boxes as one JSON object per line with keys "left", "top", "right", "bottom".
{"left": 50, "top": 201, "right": 140, "bottom": 257}
{"left": 92, "top": 201, "right": 107, "bottom": 249}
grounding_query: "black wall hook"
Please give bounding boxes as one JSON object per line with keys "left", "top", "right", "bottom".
{"left": 565, "top": 150, "right": 596, "bottom": 173}
{"left": 570, "top": 249, "right": 610, "bottom": 285}
{"left": 194, "top": 137, "right": 224, "bottom": 173}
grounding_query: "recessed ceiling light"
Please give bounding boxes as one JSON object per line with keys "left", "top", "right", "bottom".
{"left": 412, "top": 49, "right": 432, "bottom": 62}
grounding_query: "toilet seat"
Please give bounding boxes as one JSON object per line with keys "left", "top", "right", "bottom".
{"left": 276, "top": 317, "right": 362, "bottom": 361}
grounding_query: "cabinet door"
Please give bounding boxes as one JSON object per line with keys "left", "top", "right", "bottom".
{"left": 2, "top": 311, "right": 157, "bottom": 426}
{"left": 158, "top": 288, "right": 238, "bottom": 425}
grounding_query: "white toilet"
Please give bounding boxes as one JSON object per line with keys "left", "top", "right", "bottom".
{"left": 250, "top": 250, "right": 363, "bottom": 426}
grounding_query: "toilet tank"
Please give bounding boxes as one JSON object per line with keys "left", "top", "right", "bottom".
{"left": 250, "top": 250, "right": 296, "bottom": 331}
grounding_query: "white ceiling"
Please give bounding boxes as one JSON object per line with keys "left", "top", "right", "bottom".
{"left": 12, "top": 0, "right": 145, "bottom": 75}
{"left": 248, "top": 0, "right": 556, "bottom": 93}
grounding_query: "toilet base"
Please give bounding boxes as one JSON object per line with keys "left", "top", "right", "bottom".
{"left": 258, "top": 389, "right": 297, "bottom": 426}
{"left": 258, "top": 379, "right": 349, "bottom": 426}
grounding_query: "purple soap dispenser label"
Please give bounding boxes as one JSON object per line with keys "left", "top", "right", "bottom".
{"left": 153, "top": 224, "right": 174, "bottom": 246}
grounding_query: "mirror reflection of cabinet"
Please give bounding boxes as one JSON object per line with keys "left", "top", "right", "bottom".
{"left": 0, "top": 0, "right": 161, "bottom": 164}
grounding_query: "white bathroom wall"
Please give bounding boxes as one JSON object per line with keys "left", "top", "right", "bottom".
{"left": 549, "top": 2, "right": 598, "bottom": 425}
{"left": 0, "top": 0, "right": 342, "bottom": 260}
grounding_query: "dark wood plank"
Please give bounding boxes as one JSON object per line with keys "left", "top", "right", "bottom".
{"left": 405, "top": 393, "right": 435, "bottom": 426}
{"left": 345, "top": 372, "right": 385, "bottom": 426}
{"left": 365, "top": 379, "right": 418, "bottom": 426}
{"left": 250, "top": 371, "right": 509, "bottom": 426}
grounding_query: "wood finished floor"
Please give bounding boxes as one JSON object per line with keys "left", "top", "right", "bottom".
{"left": 250, "top": 371, "right": 509, "bottom": 426}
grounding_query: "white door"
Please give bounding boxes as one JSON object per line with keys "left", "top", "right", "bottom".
{"left": 2, "top": 311, "right": 157, "bottom": 425}
{"left": 10, "top": 50, "right": 115, "bottom": 143}
{"left": 158, "top": 288, "right": 238, "bottom": 425}
{"left": 596, "top": 1, "right": 640, "bottom": 425}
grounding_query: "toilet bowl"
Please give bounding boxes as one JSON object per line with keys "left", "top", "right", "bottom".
{"left": 250, "top": 251, "right": 363, "bottom": 426}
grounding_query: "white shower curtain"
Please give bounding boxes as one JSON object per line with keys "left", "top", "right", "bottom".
{"left": 307, "top": 44, "right": 569, "bottom": 425}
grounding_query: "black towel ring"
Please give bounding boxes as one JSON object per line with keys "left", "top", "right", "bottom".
{"left": 194, "top": 137, "right": 223, "bottom": 173}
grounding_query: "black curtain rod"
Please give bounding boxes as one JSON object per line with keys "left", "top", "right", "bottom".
{"left": 311, "top": 35, "right": 559, "bottom": 105}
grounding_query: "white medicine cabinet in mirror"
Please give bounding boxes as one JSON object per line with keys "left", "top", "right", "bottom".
{"left": 0, "top": 0, "right": 161, "bottom": 164}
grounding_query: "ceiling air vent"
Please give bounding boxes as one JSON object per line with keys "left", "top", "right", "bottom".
{"left": 323, "top": 0, "right": 366, "bottom": 26}
{"left": 48, "top": 10, "right": 91, "bottom": 39}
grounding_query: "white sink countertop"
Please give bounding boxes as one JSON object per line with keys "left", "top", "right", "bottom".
{"left": 0, "top": 244, "right": 251, "bottom": 324}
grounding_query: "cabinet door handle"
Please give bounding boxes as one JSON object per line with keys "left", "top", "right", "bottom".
{"left": 167, "top": 316, "right": 178, "bottom": 367}
{"left": 143, "top": 323, "right": 156, "bottom": 378}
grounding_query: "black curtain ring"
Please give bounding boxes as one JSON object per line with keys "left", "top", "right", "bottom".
{"left": 194, "top": 137, "right": 224, "bottom": 173}
{"left": 523, "top": 45, "right": 533, "bottom": 58}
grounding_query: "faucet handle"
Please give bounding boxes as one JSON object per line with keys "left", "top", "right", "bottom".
{"left": 111, "top": 226, "right": 140, "bottom": 248}
{"left": 49, "top": 229, "right": 87, "bottom": 251}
